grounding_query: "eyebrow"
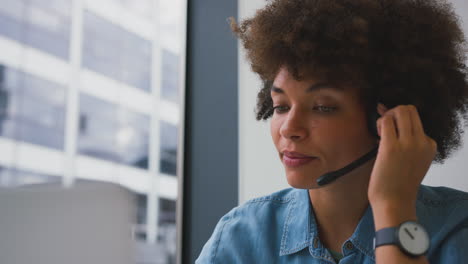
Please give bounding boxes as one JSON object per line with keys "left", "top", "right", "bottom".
{"left": 271, "top": 82, "right": 341, "bottom": 94}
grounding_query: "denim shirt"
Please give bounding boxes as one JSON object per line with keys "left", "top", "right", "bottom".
{"left": 196, "top": 185, "right": 468, "bottom": 264}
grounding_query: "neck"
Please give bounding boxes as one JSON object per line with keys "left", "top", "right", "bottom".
{"left": 308, "top": 159, "right": 375, "bottom": 253}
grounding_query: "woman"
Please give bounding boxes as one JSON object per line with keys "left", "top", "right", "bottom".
{"left": 197, "top": 0, "right": 468, "bottom": 263}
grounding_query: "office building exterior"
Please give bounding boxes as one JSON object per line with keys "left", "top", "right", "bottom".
{"left": 0, "top": 0, "right": 185, "bottom": 263}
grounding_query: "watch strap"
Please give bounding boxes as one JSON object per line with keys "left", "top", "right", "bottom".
{"left": 374, "top": 226, "right": 398, "bottom": 248}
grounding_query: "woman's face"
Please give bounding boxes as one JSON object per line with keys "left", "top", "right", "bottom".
{"left": 270, "top": 68, "right": 378, "bottom": 189}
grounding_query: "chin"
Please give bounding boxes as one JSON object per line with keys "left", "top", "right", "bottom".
{"left": 285, "top": 172, "right": 317, "bottom": 189}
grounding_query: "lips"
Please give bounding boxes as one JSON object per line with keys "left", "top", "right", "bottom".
{"left": 282, "top": 151, "right": 315, "bottom": 158}
{"left": 282, "top": 151, "right": 317, "bottom": 167}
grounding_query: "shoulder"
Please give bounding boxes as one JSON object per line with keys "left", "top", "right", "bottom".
{"left": 417, "top": 184, "right": 468, "bottom": 228}
{"left": 417, "top": 184, "right": 468, "bottom": 205}
{"left": 416, "top": 184, "right": 468, "bottom": 224}
{"left": 221, "top": 187, "right": 299, "bottom": 232}
{"left": 416, "top": 185, "right": 468, "bottom": 261}
{"left": 195, "top": 188, "right": 302, "bottom": 264}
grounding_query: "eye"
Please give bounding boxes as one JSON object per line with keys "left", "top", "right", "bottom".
{"left": 313, "top": 105, "right": 337, "bottom": 113}
{"left": 272, "top": 105, "right": 289, "bottom": 114}
{"left": 272, "top": 105, "right": 337, "bottom": 114}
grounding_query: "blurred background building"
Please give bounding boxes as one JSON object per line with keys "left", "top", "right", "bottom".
{"left": 0, "top": 0, "right": 185, "bottom": 263}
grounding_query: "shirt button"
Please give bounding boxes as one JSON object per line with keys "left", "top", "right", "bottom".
{"left": 345, "top": 241, "right": 354, "bottom": 250}
{"left": 313, "top": 237, "right": 319, "bottom": 248}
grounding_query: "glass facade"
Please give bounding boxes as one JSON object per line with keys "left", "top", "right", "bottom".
{"left": 160, "top": 121, "right": 177, "bottom": 176}
{"left": 109, "top": 0, "right": 154, "bottom": 19}
{"left": 0, "top": 0, "right": 71, "bottom": 60}
{"left": 0, "top": 166, "right": 60, "bottom": 187}
{"left": 0, "top": 64, "right": 66, "bottom": 150}
{"left": 161, "top": 49, "right": 180, "bottom": 103}
{"left": 78, "top": 94, "right": 150, "bottom": 169}
{"left": 82, "top": 11, "right": 152, "bottom": 92}
{"left": 0, "top": 1, "right": 185, "bottom": 263}
{"left": 157, "top": 198, "right": 177, "bottom": 263}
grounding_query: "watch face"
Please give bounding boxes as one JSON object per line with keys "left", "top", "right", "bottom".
{"left": 398, "top": 221, "right": 430, "bottom": 255}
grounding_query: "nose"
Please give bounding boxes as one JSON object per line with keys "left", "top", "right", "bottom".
{"left": 279, "top": 107, "right": 308, "bottom": 141}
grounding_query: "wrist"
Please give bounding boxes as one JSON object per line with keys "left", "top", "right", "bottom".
{"left": 371, "top": 200, "right": 417, "bottom": 230}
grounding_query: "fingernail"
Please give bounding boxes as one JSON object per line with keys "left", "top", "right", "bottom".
{"left": 377, "top": 103, "right": 387, "bottom": 114}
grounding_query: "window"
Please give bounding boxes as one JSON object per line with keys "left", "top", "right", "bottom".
{"left": 109, "top": 0, "right": 154, "bottom": 19}
{"left": 82, "top": 11, "right": 152, "bottom": 92}
{"left": 0, "top": 0, "right": 71, "bottom": 60}
{"left": 78, "top": 93, "right": 150, "bottom": 169}
{"left": 161, "top": 49, "right": 180, "bottom": 103}
{"left": 160, "top": 121, "right": 178, "bottom": 176}
{"left": 0, "top": 65, "right": 66, "bottom": 150}
{"left": 157, "top": 198, "right": 177, "bottom": 263}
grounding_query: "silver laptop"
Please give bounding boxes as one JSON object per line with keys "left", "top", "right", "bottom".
{"left": 0, "top": 181, "right": 136, "bottom": 264}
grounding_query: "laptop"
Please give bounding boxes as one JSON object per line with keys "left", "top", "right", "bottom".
{"left": 0, "top": 180, "right": 136, "bottom": 264}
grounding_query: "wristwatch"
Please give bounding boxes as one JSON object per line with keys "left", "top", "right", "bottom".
{"left": 373, "top": 221, "right": 430, "bottom": 257}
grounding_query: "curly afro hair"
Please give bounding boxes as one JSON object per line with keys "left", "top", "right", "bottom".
{"left": 231, "top": 0, "right": 468, "bottom": 163}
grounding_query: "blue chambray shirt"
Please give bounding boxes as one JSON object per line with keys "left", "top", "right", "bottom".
{"left": 196, "top": 185, "right": 468, "bottom": 263}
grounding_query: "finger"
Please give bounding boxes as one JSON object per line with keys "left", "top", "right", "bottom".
{"left": 377, "top": 103, "right": 388, "bottom": 116}
{"left": 389, "top": 106, "right": 413, "bottom": 140}
{"left": 380, "top": 114, "right": 398, "bottom": 144}
{"left": 408, "top": 105, "right": 425, "bottom": 137}
{"left": 377, "top": 118, "right": 381, "bottom": 137}
{"left": 376, "top": 103, "right": 388, "bottom": 137}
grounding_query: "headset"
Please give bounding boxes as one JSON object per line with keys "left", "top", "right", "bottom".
{"left": 316, "top": 107, "right": 381, "bottom": 186}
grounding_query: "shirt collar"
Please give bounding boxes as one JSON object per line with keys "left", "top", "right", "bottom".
{"left": 348, "top": 205, "right": 376, "bottom": 260}
{"left": 279, "top": 189, "right": 311, "bottom": 256}
{"left": 279, "top": 189, "right": 376, "bottom": 260}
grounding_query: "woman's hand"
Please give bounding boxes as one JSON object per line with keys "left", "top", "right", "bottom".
{"left": 368, "top": 104, "right": 437, "bottom": 229}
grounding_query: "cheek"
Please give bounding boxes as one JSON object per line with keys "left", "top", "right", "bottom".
{"left": 315, "top": 118, "right": 365, "bottom": 148}
{"left": 324, "top": 116, "right": 374, "bottom": 153}
{"left": 315, "top": 122, "right": 346, "bottom": 145}
{"left": 270, "top": 119, "right": 281, "bottom": 148}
